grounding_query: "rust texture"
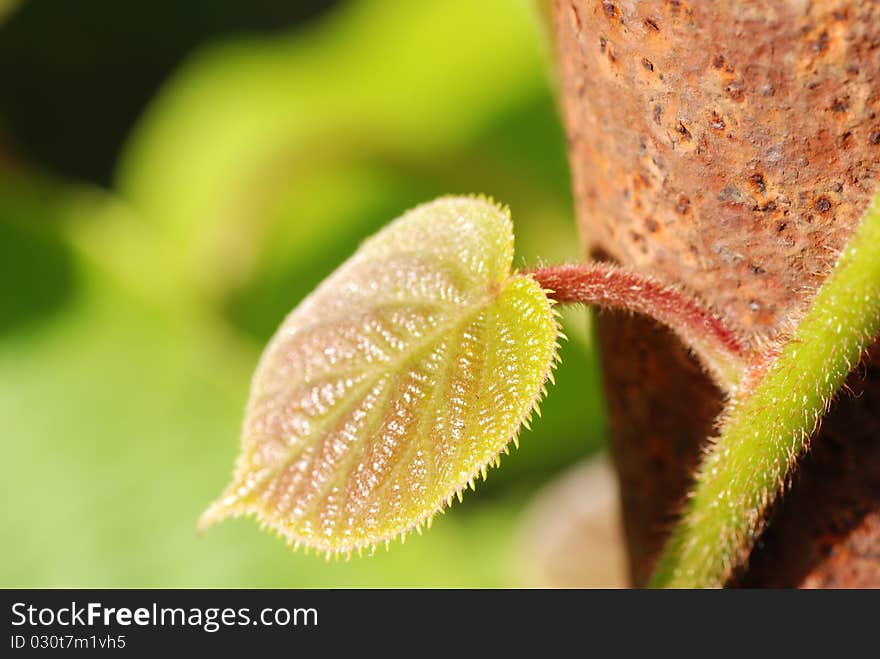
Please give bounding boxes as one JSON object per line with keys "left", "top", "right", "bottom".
{"left": 595, "top": 310, "right": 721, "bottom": 586}
{"left": 554, "top": 0, "right": 880, "bottom": 586}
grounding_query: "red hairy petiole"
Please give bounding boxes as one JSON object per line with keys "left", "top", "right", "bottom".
{"left": 530, "top": 263, "right": 750, "bottom": 393}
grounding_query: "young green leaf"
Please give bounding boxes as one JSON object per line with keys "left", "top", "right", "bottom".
{"left": 199, "top": 196, "right": 560, "bottom": 556}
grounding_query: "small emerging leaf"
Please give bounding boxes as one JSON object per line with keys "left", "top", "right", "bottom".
{"left": 199, "top": 196, "right": 560, "bottom": 554}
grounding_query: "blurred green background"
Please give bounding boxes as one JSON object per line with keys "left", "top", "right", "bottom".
{"left": 0, "top": 0, "right": 608, "bottom": 586}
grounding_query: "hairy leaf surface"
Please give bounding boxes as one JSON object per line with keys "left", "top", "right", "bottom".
{"left": 200, "top": 197, "right": 559, "bottom": 554}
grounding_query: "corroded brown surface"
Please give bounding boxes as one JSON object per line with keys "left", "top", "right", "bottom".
{"left": 595, "top": 310, "right": 721, "bottom": 586}
{"left": 554, "top": 0, "right": 880, "bottom": 586}
{"left": 557, "top": 0, "right": 880, "bottom": 339}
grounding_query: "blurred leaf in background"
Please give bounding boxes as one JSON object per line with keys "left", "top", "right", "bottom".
{"left": 0, "top": 0, "right": 19, "bottom": 24}
{"left": 0, "top": 0, "right": 608, "bottom": 586}
{"left": 0, "top": 0, "right": 337, "bottom": 183}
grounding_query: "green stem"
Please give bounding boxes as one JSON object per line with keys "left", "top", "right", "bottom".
{"left": 650, "top": 189, "right": 880, "bottom": 588}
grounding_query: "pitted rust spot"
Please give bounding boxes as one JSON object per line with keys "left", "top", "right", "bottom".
{"left": 749, "top": 173, "right": 767, "bottom": 194}
{"left": 709, "top": 111, "right": 726, "bottom": 130}
{"left": 725, "top": 78, "right": 746, "bottom": 103}
{"left": 831, "top": 97, "right": 849, "bottom": 113}
{"left": 676, "top": 120, "right": 692, "bottom": 141}
{"left": 812, "top": 30, "right": 831, "bottom": 54}
{"left": 675, "top": 194, "right": 690, "bottom": 215}
{"left": 603, "top": 2, "right": 622, "bottom": 22}
{"left": 814, "top": 196, "right": 833, "bottom": 213}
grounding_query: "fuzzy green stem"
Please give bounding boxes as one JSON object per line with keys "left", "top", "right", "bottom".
{"left": 650, "top": 189, "right": 880, "bottom": 588}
